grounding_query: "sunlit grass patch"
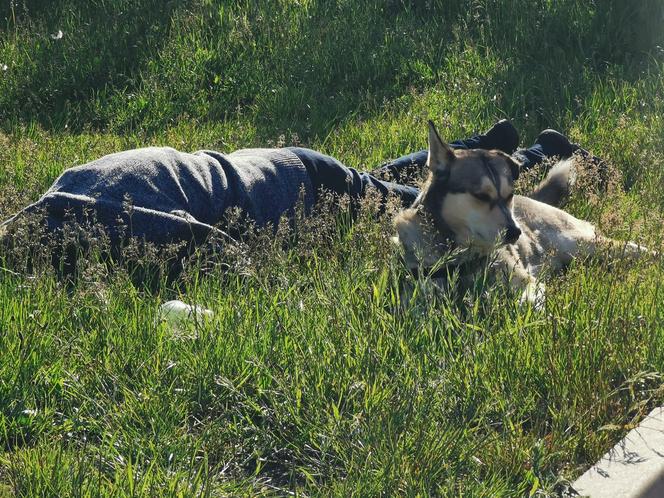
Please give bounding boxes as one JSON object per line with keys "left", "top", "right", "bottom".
{"left": 1, "top": 0, "right": 664, "bottom": 495}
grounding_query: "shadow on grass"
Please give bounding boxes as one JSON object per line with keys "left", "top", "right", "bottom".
{"left": 0, "top": 0, "right": 662, "bottom": 140}
{"left": 0, "top": 0, "right": 185, "bottom": 129}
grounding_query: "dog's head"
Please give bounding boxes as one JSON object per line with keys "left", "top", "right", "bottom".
{"left": 396, "top": 121, "right": 522, "bottom": 257}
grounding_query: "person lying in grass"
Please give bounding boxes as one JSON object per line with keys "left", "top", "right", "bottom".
{"left": 0, "top": 120, "right": 598, "bottom": 265}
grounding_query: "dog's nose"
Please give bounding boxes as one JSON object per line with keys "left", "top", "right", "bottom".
{"left": 504, "top": 226, "right": 522, "bottom": 244}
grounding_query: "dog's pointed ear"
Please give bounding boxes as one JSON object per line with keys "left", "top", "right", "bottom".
{"left": 496, "top": 150, "right": 521, "bottom": 180}
{"left": 427, "top": 120, "right": 455, "bottom": 177}
{"left": 507, "top": 155, "right": 521, "bottom": 181}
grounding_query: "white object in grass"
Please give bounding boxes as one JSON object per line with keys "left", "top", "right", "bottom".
{"left": 159, "top": 300, "right": 213, "bottom": 324}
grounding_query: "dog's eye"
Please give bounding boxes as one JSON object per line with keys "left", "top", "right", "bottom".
{"left": 473, "top": 192, "right": 492, "bottom": 203}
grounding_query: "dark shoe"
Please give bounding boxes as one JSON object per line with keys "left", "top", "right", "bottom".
{"left": 535, "top": 130, "right": 609, "bottom": 189}
{"left": 536, "top": 128, "right": 607, "bottom": 166}
{"left": 535, "top": 129, "right": 579, "bottom": 158}
{"left": 482, "top": 119, "right": 519, "bottom": 154}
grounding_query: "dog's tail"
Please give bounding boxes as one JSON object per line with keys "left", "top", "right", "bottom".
{"left": 529, "top": 157, "right": 577, "bottom": 208}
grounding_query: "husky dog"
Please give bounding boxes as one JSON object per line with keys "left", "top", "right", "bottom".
{"left": 393, "top": 121, "right": 652, "bottom": 306}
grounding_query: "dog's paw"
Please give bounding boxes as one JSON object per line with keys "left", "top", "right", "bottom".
{"left": 519, "top": 281, "right": 546, "bottom": 311}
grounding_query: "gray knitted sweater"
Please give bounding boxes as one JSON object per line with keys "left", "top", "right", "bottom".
{"left": 3, "top": 147, "right": 315, "bottom": 245}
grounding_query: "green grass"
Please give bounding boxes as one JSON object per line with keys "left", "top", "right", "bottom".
{"left": 2, "top": 0, "right": 664, "bottom": 495}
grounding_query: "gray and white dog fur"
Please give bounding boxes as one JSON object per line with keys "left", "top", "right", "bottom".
{"left": 393, "top": 121, "right": 652, "bottom": 307}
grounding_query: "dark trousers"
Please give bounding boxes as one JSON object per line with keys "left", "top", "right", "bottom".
{"left": 289, "top": 135, "right": 553, "bottom": 209}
